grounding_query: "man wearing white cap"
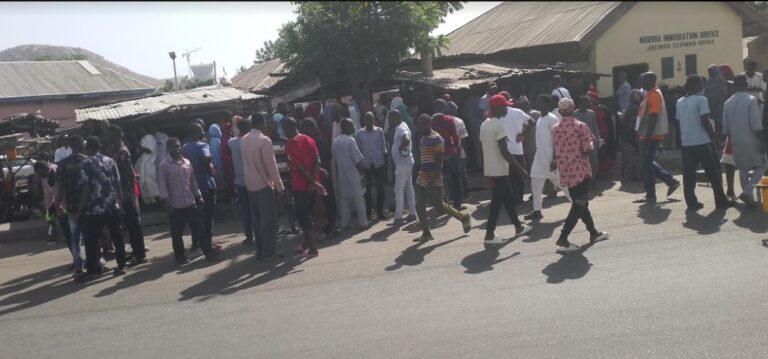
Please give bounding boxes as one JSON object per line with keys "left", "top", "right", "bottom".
{"left": 551, "top": 98, "right": 608, "bottom": 252}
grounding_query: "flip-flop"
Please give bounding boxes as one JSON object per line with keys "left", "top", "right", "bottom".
{"left": 556, "top": 243, "right": 580, "bottom": 253}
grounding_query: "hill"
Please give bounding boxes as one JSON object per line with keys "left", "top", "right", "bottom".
{"left": 0, "top": 44, "right": 162, "bottom": 88}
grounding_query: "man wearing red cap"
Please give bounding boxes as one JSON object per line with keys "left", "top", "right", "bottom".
{"left": 479, "top": 94, "right": 533, "bottom": 244}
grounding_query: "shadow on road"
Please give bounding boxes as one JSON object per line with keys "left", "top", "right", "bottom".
{"left": 460, "top": 241, "right": 519, "bottom": 274}
{"left": 683, "top": 208, "right": 727, "bottom": 235}
{"left": 0, "top": 240, "right": 68, "bottom": 260}
{"left": 385, "top": 236, "right": 463, "bottom": 271}
{"left": 732, "top": 207, "right": 768, "bottom": 234}
{"left": 523, "top": 219, "right": 565, "bottom": 243}
{"left": 636, "top": 200, "right": 678, "bottom": 224}
{"left": 541, "top": 238, "right": 608, "bottom": 284}
{"left": 177, "top": 252, "right": 305, "bottom": 302}
{"left": 0, "top": 265, "right": 91, "bottom": 316}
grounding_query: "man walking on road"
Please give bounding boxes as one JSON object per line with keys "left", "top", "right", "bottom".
{"left": 676, "top": 75, "right": 734, "bottom": 211}
{"left": 284, "top": 117, "right": 327, "bottom": 259}
{"left": 551, "top": 99, "right": 608, "bottom": 252}
{"left": 242, "top": 113, "right": 285, "bottom": 261}
{"left": 724, "top": 75, "right": 768, "bottom": 208}
{"left": 75, "top": 137, "right": 127, "bottom": 281}
{"left": 413, "top": 114, "right": 472, "bottom": 242}
{"left": 158, "top": 138, "right": 220, "bottom": 265}
{"left": 635, "top": 72, "right": 681, "bottom": 204}
{"left": 389, "top": 110, "right": 417, "bottom": 226}
{"left": 480, "top": 95, "right": 533, "bottom": 244}
{"left": 526, "top": 95, "right": 570, "bottom": 221}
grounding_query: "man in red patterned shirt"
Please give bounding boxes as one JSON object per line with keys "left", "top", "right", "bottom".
{"left": 551, "top": 98, "right": 608, "bottom": 252}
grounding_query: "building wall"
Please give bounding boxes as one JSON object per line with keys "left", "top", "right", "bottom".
{"left": 593, "top": 1, "right": 743, "bottom": 96}
{"left": 0, "top": 94, "right": 147, "bottom": 132}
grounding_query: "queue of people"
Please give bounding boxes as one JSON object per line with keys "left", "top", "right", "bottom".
{"left": 31, "top": 66, "right": 766, "bottom": 283}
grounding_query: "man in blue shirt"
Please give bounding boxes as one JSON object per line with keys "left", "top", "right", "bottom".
{"left": 182, "top": 122, "right": 217, "bottom": 250}
{"left": 677, "top": 75, "right": 734, "bottom": 211}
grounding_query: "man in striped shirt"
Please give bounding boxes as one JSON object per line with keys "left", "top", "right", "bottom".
{"left": 158, "top": 137, "right": 220, "bottom": 265}
{"left": 414, "top": 114, "right": 471, "bottom": 242}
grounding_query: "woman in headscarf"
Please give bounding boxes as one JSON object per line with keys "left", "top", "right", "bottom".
{"left": 705, "top": 64, "right": 728, "bottom": 139}
{"left": 207, "top": 122, "right": 224, "bottom": 190}
{"left": 304, "top": 102, "right": 322, "bottom": 123}
{"left": 618, "top": 90, "right": 644, "bottom": 183}
{"left": 389, "top": 96, "right": 414, "bottom": 133}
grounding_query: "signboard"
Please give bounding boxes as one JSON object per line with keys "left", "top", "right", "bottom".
{"left": 639, "top": 30, "right": 719, "bottom": 51}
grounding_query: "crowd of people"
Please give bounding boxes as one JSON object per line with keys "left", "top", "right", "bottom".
{"left": 27, "top": 64, "right": 767, "bottom": 283}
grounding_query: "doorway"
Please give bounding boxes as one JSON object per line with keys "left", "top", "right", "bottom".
{"left": 612, "top": 63, "right": 649, "bottom": 91}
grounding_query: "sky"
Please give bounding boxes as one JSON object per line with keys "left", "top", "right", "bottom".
{"left": 0, "top": 1, "right": 501, "bottom": 81}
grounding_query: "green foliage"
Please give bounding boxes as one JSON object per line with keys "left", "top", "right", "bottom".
{"left": 254, "top": 40, "right": 277, "bottom": 64}
{"left": 275, "top": 1, "right": 464, "bottom": 103}
{"left": 236, "top": 65, "right": 248, "bottom": 75}
{"left": 161, "top": 79, "right": 174, "bottom": 92}
{"left": 160, "top": 77, "right": 215, "bottom": 92}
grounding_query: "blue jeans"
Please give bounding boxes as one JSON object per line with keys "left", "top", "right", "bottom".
{"left": 236, "top": 185, "right": 253, "bottom": 241}
{"left": 639, "top": 140, "right": 676, "bottom": 199}
{"left": 67, "top": 214, "right": 83, "bottom": 272}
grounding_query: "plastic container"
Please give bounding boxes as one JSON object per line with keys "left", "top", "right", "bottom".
{"left": 761, "top": 176, "right": 768, "bottom": 214}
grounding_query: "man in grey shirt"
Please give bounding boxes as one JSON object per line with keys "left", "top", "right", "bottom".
{"left": 724, "top": 75, "right": 768, "bottom": 208}
{"left": 356, "top": 111, "right": 388, "bottom": 220}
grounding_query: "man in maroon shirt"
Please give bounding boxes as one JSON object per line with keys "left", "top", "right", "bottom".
{"left": 283, "top": 117, "right": 327, "bottom": 259}
{"left": 431, "top": 98, "right": 463, "bottom": 210}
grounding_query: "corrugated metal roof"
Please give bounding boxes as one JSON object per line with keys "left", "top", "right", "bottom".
{"left": 0, "top": 60, "right": 155, "bottom": 100}
{"left": 443, "top": 2, "right": 623, "bottom": 57}
{"left": 393, "top": 62, "right": 595, "bottom": 90}
{"left": 75, "top": 86, "right": 263, "bottom": 122}
{"left": 231, "top": 59, "right": 288, "bottom": 93}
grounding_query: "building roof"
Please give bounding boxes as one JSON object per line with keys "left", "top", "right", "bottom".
{"left": 442, "top": 2, "right": 628, "bottom": 58}
{"left": 75, "top": 86, "right": 263, "bottom": 122}
{"left": 0, "top": 60, "right": 156, "bottom": 103}
{"left": 442, "top": 1, "right": 768, "bottom": 59}
{"left": 393, "top": 61, "right": 596, "bottom": 90}
{"left": 231, "top": 59, "right": 289, "bottom": 93}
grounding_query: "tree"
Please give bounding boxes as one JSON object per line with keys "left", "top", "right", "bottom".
{"left": 254, "top": 40, "right": 277, "bottom": 64}
{"left": 276, "top": 1, "right": 464, "bottom": 106}
{"left": 235, "top": 65, "right": 248, "bottom": 76}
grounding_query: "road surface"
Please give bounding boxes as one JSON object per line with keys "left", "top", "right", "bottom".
{"left": 1, "top": 177, "right": 767, "bottom": 358}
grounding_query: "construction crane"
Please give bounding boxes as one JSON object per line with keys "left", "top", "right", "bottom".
{"left": 182, "top": 47, "right": 202, "bottom": 78}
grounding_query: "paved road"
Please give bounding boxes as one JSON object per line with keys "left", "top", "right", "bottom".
{"left": 1, "top": 177, "right": 767, "bottom": 358}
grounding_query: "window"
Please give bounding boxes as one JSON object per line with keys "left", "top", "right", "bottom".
{"left": 661, "top": 57, "right": 674, "bottom": 79}
{"left": 685, "top": 54, "right": 697, "bottom": 76}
